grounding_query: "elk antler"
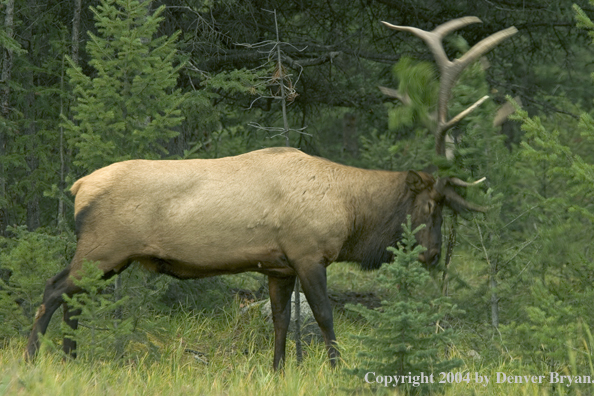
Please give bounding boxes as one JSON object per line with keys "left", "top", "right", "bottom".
{"left": 381, "top": 17, "right": 518, "bottom": 157}
{"left": 435, "top": 177, "right": 488, "bottom": 213}
{"left": 448, "top": 176, "right": 486, "bottom": 187}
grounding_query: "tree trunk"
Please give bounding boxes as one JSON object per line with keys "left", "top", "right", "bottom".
{"left": 489, "top": 233, "right": 499, "bottom": 328}
{"left": 71, "top": 0, "right": 81, "bottom": 66}
{"left": 342, "top": 113, "right": 358, "bottom": 157}
{"left": 58, "top": 55, "right": 66, "bottom": 225}
{"left": 490, "top": 271, "right": 499, "bottom": 328}
{"left": 0, "top": 0, "right": 15, "bottom": 235}
{"left": 24, "top": 1, "right": 40, "bottom": 231}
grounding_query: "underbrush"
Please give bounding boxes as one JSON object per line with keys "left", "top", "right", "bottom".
{"left": 2, "top": 297, "right": 593, "bottom": 396}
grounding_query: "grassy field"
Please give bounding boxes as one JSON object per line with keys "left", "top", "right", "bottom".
{"left": 0, "top": 263, "right": 590, "bottom": 395}
{"left": 0, "top": 313, "right": 576, "bottom": 396}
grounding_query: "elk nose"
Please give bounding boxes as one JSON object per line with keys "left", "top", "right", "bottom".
{"left": 419, "top": 250, "right": 440, "bottom": 266}
{"left": 429, "top": 253, "right": 440, "bottom": 267}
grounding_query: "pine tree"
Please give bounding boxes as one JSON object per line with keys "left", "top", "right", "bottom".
{"left": 348, "top": 217, "right": 462, "bottom": 393}
{"left": 63, "top": 0, "right": 187, "bottom": 172}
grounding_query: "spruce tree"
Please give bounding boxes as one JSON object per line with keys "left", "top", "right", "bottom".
{"left": 348, "top": 218, "right": 462, "bottom": 393}
{"left": 58, "top": 0, "right": 186, "bottom": 358}
{"left": 61, "top": 260, "right": 133, "bottom": 359}
{"left": 63, "top": 0, "right": 187, "bottom": 171}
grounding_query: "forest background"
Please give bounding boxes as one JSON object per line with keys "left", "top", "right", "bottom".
{"left": 1, "top": 0, "right": 594, "bottom": 394}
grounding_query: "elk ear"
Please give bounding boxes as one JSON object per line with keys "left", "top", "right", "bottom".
{"left": 406, "top": 171, "right": 425, "bottom": 193}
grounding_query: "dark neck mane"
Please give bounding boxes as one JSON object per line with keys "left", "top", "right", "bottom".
{"left": 338, "top": 180, "right": 412, "bottom": 270}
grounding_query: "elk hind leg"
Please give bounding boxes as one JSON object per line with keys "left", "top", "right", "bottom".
{"left": 268, "top": 274, "right": 296, "bottom": 371}
{"left": 62, "top": 303, "right": 81, "bottom": 358}
{"left": 26, "top": 268, "right": 81, "bottom": 360}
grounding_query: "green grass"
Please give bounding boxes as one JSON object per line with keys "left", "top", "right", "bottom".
{"left": 327, "top": 262, "right": 380, "bottom": 293}
{"left": 1, "top": 305, "right": 590, "bottom": 396}
{"left": 0, "top": 306, "right": 373, "bottom": 396}
{"left": 2, "top": 265, "right": 593, "bottom": 395}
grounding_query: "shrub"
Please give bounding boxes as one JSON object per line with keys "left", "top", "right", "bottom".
{"left": 347, "top": 217, "right": 463, "bottom": 394}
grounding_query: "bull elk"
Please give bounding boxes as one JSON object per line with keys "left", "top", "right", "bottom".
{"left": 26, "top": 17, "right": 515, "bottom": 370}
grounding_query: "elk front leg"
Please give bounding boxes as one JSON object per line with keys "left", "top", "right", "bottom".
{"left": 294, "top": 260, "right": 339, "bottom": 366}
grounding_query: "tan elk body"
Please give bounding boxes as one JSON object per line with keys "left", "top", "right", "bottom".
{"left": 70, "top": 146, "right": 411, "bottom": 278}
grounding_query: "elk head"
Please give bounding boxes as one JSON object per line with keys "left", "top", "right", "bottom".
{"left": 407, "top": 171, "right": 487, "bottom": 266}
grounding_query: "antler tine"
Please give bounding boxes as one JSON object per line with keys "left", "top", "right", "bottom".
{"left": 381, "top": 21, "right": 450, "bottom": 70}
{"left": 432, "top": 16, "right": 482, "bottom": 38}
{"left": 449, "top": 176, "right": 486, "bottom": 187}
{"left": 457, "top": 27, "right": 519, "bottom": 76}
{"left": 442, "top": 95, "right": 489, "bottom": 133}
{"left": 436, "top": 176, "right": 488, "bottom": 212}
{"left": 382, "top": 17, "right": 482, "bottom": 74}
{"left": 435, "top": 26, "right": 518, "bottom": 149}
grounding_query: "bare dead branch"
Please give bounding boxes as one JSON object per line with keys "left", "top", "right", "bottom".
{"left": 281, "top": 52, "right": 341, "bottom": 69}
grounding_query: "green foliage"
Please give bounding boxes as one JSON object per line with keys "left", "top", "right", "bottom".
{"left": 0, "top": 226, "right": 75, "bottom": 340}
{"left": 362, "top": 53, "right": 505, "bottom": 177}
{"left": 347, "top": 217, "right": 462, "bottom": 393}
{"left": 0, "top": 22, "right": 25, "bottom": 56}
{"left": 488, "top": 5, "right": 594, "bottom": 372}
{"left": 360, "top": 128, "right": 436, "bottom": 171}
{"left": 510, "top": 98, "right": 594, "bottom": 272}
{"left": 204, "top": 68, "right": 267, "bottom": 97}
{"left": 388, "top": 57, "right": 438, "bottom": 132}
{"left": 574, "top": 2, "right": 594, "bottom": 40}
{"left": 360, "top": 57, "right": 439, "bottom": 171}
{"left": 0, "top": 4, "right": 73, "bottom": 231}
{"left": 500, "top": 95, "right": 594, "bottom": 377}
{"left": 501, "top": 280, "right": 578, "bottom": 371}
{"left": 61, "top": 260, "right": 133, "bottom": 359}
{"left": 63, "top": 0, "right": 187, "bottom": 171}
